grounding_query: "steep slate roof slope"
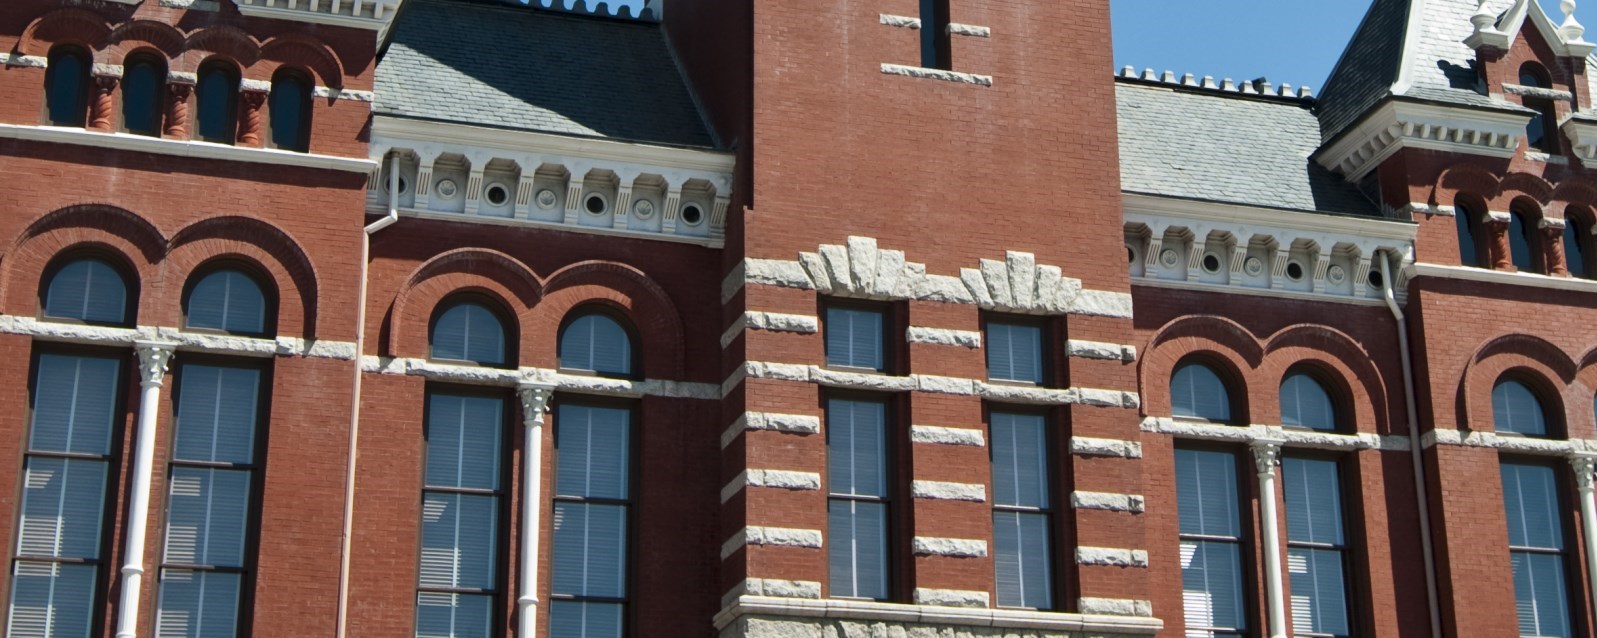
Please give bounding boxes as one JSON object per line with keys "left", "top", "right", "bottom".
{"left": 1314, "top": 0, "right": 1411, "bottom": 142}
{"left": 376, "top": 0, "right": 716, "bottom": 149}
{"left": 1117, "top": 80, "right": 1378, "bottom": 217}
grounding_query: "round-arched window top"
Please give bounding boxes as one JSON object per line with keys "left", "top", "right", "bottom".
{"left": 1171, "top": 361, "right": 1233, "bottom": 423}
{"left": 1521, "top": 62, "right": 1551, "bottom": 88}
{"left": 43, "top": 257, "right": 132, "bottom": 325}
{"left": 560, "top": 312, "right": 634, "bottom": 376}
{"left": 1281, "top": 372, "right": 1338, "bottom": 431}
{"left": 1493, "top": 378, "right": 1549, "bottom": 436}
{"left": 186, "top": 269, "right": 270, "bottom": 335}
{"left": 430, "top": 301, "right": 509, "bottom": 366}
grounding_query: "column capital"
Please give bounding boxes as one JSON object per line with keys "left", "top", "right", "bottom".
{"left": 134, "top": 341, "right": 178, "bottom": 387}
{"left": 516, "top": 382, "right": 556, "bottom": 428}
{"left": 1249, "top": 438, "right": 1285, "bottom": 476}
{"left": 1571, "top": 453, "right": 1597, "bottom": 489}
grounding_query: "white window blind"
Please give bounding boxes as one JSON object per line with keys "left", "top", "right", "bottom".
{"left": 185, "top": 270, "right": 267, "bottom": 335}
{"left": 1281, "top": 374, "right": 1337, "bottom": 432}
{"left": 43, "top": 259, "right": 128, "bottom": 325}
{"left": 1172, "top": 363, "right": 1232, "bottom": 423}
{"left": 559, "top": 314, "right": 632, "bottom": 376}
{"left": 551, "top": 403, "right": 632, "bottom": 638}
{"left": 987, "top": 323, "right": 1042, "bottom": 384}
{"left": 826, "top": 398, "right": 889, "bottom": 600}
{"left": 1502, "top": 462, "right": 1571, "bottom": 638}
{"left": 825, "top": 307, "right": 884, "bottom": 371}
{"left": 1494, "top": 381, "right": 1548, "bottom": 437}
{"left": 415, "top": 392, "right": 504, "bottom": 638}
{"left": 991, "top": 412, "right": 1051, "bottom": 609}
{"left": 431, "top": 303, "right": 508, "bottom": 366}
{"left": 1283, "top": 457, "right": 1350, "bottom": 637}
{"left": 1176, "top": 448, "right": 1245, "bottom": 637}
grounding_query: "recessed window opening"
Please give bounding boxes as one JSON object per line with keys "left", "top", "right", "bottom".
{"left": 1283, "top": 457, "right": 1353, "bottom": 636}
{"left": 185, "top": 268, "right": 271, "bottom": 336}
{"left": 1493, "top": 377, "right": 1551, "bottom": 437}
{"left": 42, "top": 256, "right": 133, "bottom": 326}
{"left": 415, "top": 390, "right": 507, "bottom": 638}
{"left": 1521, "top": 64, "right": 1560, "bottom": 154}
{"left": 991, "top": 411, "right": 1053, "bottom": 609}
{"left": 1176, "top": 448, "right": 1248, "bottom": 636}
{"left": 1457, "top": 202, "right": 1483, "bottom": 267}
{"left": 122, "top": 54, "right": 165, "bottom": 136}
{"left": 680, "top": 204, "right": 704, "bottom": 226}
{"left": 559, "top": 311, "right": 634, "bottom": 377}
{"left": 1171, "top": 360, "right": 1234, "bottom": 423}
{"left": 919, "top": 0, "right": 952, "bottom": 70}
{"left": 268, "top": 68, "right": 312, "bottom": 152}
{"left": 1565, "top": 215, "right": 1590, "bottom": 279}
{"left": 45, "top": 46, "right": 90, "bottom": 126}
{"left": 987, "top": 320, "right": 1043, "bottom": 384}
{"left": 1510, "top": 210, "right": 1540, "bottom": 273}
{"left": 1281, "top": 370, "right": 1339, "bottom": 432}
{"left": 550, "top": 402, "right": 634, "bottom": 635}
{"left": 825, "top": 305, "right": 886, "bottom": 372}
{"left": 1502, "top": 462, "right": 1573, "bottom": 638}
{"left": 197, "top": 62, "right": 240, "bottom": 144}
{"left": 431, "top": 300, "right": 510, "bottom": 367}
{"left": 827, "top": 397, "right": 891, "bottom": 601}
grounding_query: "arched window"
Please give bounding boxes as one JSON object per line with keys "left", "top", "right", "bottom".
{"left": 430, "top": 300, "right": 509, "bottom": 366}
{"left": 185, "top": 268, "right": 270, "bottom": 335}
{"left": 42, "top": 257, "right": 132, "bottom": 325}
{"left": 1456, "top": 203, "right": 1481, "bottom": 267}
{"left": 1493, "top": 378, "right": 1549, "bottom": 436}
{"left": 559, "top": 312, "right": 634, "bottom": 376}
{"left": 1281, "top": 371, "right": 1338, "bottom": 431}
{"left": 196, "top": 62, "right": 239, "bottom": 143}
{"left": 1510, "top": 211, "right": 1540, "bottom": 273}
{"left": 122, "top": 54, "right": 165, "bottom": 136}
{"left": 1566, "top": 215, "right": 1590, "bottom": 278}
{"left": 45, "top": 46, "right": 90, "bottom": 126}
{"left": 1171, "top": 361, "right": 1234, "bottom": 423}
{"left": 268, "top": 69, "right": 311, "bottom": 152}
{"left": 1521, "top": 63, "right": 1560, "bottom": 154}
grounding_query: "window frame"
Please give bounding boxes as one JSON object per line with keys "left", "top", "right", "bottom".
{"left": 195, "top": 61, "right": 240, "bottom": 144}
{"left": 1492, "top": 374, "right": 1560, "bottom": 439}
{"left": 823, "top": 392, "right": 903, "bottom": 602}
{"left": 556, "top": 306, "right": 640, "bottom": 379}
{"left": 428, "top": 293, "right": 517, "bottom": 369}
{"left": 983, "top": 314, "right": 1050, "bottom": 387}
{"left": 1170, "top": 357, "right": 1243, "bottom": 425}
{"left": 180, "top": 262, "right": 278, "bottom": 339}
{"left": 918, "top": 0, "right": 952, "bottom": 70}
{"left": 1500, "top": 458, "right": 1578, "bottom": 638}
{"left": 1563, "top": 212, "right": 1592, "bottom": 279}
{"left": 986, "top": 405, "right": 1062, "bottom": 611}
{"left": 45, "top": 45, "right": 91, "bottom": 127}
{"left": 1509, "top": 208, "right": 1543, "bottom": 274}
{"left": 1520, "top": 63, "right": 1560, "bottom": 155}
{"left": 1280, "top": 452, "right": 1362, "bottom": 638}
{"left": 120, "top": 52, "right": 167, "bottom": 136}
{"left": 547, "top": 395, "right": 640, "bottom": 637}
{"left": 1456, "top": 202, "right": 1487, "bottom": 268}
{"left": 267, "top": 67, "right": 313, "bottom": 153}
{"left": 1279, "top": 366, "right": 1347, "bottom": 433}
{"left": 38, "top": 252, "right": 138, "bottom": 328}
{"left": 821, "top": 299, "right": 893, "bottom": 375}
{"left": 1174, "top": 444, "right": 1258, "bottom": 638}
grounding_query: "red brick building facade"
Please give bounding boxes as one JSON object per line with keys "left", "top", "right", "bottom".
{"left": 1, "top": 0, "right": 1594, "bottom": 636}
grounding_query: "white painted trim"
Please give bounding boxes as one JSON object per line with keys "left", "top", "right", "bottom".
{"left": 1071, "top": 436, "right": 1144, "bottom": 458}
{"left": 0, "top": 124, "right": 376, "bottom": 173}
{"left": 1409, "top": 262, "right": 1597, "bottom": 294}
{"left": 911, "top": 588, "right": 989, "bottom": 608}
{"left": 720, "top": 469, "right": 822, "bottom": 503}
{"left": 1123, "top": 192, "right": 1419, "bottom": 243}
{"left": 721, "top": 412, "right": 822, "bottom": 449}
{"left": 392, "top": 207, "right": 723, "bottom": 249}
{"left": 1141, "top": 417, "right": 1412, "bottom": 451}
{"left": 1317, "top": 100, "right": 1529, "bottom": 181}
{"left": 909, "top": 425, "right": 985, "bottom": 447}
{"left": 712, "top": 596, "right": 1164, "bottom": 633}
{"left": 880, "top": 64, "right": 993, "bottom": 86}
{"left": 1133, "top": 278, "right": 1393, "bottom": 307}
{"left": 731, "top": 361, "right": 1140, "bottom": 407}
{"left": 1067, "top": 339, "right": 1138, "bottom": 362}
{"left": 235, "top": 2, "right": 398, "bottom": 31}
{"left": 911, "top": 536, "right": 987, "bottom": 558}
{"left": 1422, "top": 429, "right": 1597, "bottom": 456}
{"left": 720, "top": 526, "right": 824, "bottom": 559}
{"left": 358, "top": 356, "right": 718, "bottom": 399}
{"left": 910, "top": 480, "right": 986, "bottom": 502}
{"left": 1071, "top": 491, "right": 1146, "bottom": 514}
{"left": 374, "top": 116, "right": 735, "bottom": 174}
{"left": 1076, "top": 547, "right": 1150, "bottom": 568}
{"left": 905, "top": 326, "right": 982, "bottom": 348}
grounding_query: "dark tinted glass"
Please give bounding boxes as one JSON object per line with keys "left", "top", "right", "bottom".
{"left": 1457, "top": 205, "right": 1479, "bottom": 266}
{"left": 1566, "top": 219, "right": 1588, "bottom": 278}
{"left": 1511, "top": 212, "right": 1537, "bottom": 272}
{"left": 123, "top": 59, "right": 163, "bottom": 135}
{"left": 197, "top": 66, "right": 237, "bottom": 142}
{"left": 269, "top": 74, "right": 309, "bottom": 152}
{"left": 46, "top": 49, "right": 88, "bottom": 126}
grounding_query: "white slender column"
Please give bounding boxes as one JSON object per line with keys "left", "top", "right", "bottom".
{"left": 1570, "top": 453, "right": 1597, "bottom": 620}
{"left": 117, "top": 341, "right": 177, "bottom": 638}
{"left": 516, "top": 382, "right": 556, "bottom": 638}
{"left": 1250, "top": 439, "right": 1288, "bottom": 638}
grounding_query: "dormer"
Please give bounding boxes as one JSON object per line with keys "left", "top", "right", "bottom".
{"left": 1464, "top": 0, "right": 1595, "bottom": 60}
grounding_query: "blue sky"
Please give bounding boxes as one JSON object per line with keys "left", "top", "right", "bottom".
{"left": 1111, "top": 0, "right": 1574, "bottom": 91}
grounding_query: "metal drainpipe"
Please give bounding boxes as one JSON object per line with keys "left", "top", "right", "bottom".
{"left": 1378, "top": 250, "right": 1443, "bottom": 638}
{"left": 114, "top": 342, "right": 177, "bottom": 638}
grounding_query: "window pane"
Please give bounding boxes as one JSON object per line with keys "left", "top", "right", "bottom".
{"left": 30, "top": 354, "right": 121, "bottom": 456}
{"left": 425, "top": 394, "right": 503, "bottom": 491}
{"left": 1512, "top": 551, "right": 1571, "bottom": 638}
{"left": 1180, "top": 540, "right": 1245, "bottom": 634}
{"left": 826, "top": 398, "right": 886, "bottom": 498}
{"left": 827, "top": 499, "right": 887, "bottom": 600}
{"left": 162, "top": 467, "right": 251, "bottom": 568}
{"left": 1172, "top": 363, "right": 1231, "bottom": 422}
{"left": 825, "top": 307, "right": 883, "bottom": 370}
{"left": 554, "top": 405, "right": 630, "bottom": 500}
{"left": 186, "top": 270, "right": 266, "bottom": 335}
{"left": 8, "top": 561, "right": 96, "bottom": 638}
{"left": 1281, "top": 374, "right": 1337, "bottom": 431}
{"left": 987, "top": 323, "right": 1042, "bottom": 383}
{"left": 1176, "top": 449, "right": 1240, "bottom": 538}
{"left": 990, "top": 412, "right": 1047, "bottom": 508}
{"left": 197, "top": 67, "right": 235, "bottom": 142}
{"left": 431, "top": 303, "right": 507, "bottom": 366}
{"left": 1494, "top": 380, "right": 1548, "bottom": 436}
{"left": 551, "top": 503, "right": 628, "bottom": 598}
{"left": 415, "top": 592, "right": 492, "bottom": 638}
{"left": 1565, "top": 220, "right": 1588, "bottom": 278}
{"left": 418, "top": 492, "right": 499, "bottom": 590}
{"left": 1511, "top": 213, "right": 1537, "bottom": 272}
{"left": 124, "top": 61, "right": 162, "bottom": 135}
{"left": 1502, "top": 463, "right": 1563, "bottom": 550}
{"left": 44, "top": 259, "right": 128, "bottom": 325}
{"left": 993, "top": 511, "right": 1052, "bottom": 609}
{"left": 559, "top": 314, "right": 632, "bottom": 375}
{"left": 1457, "top": 206, "right": 1480, "bottom": 266}
{"left": 549, "top": 600, "right": 623, "bottom": 638}
{"left": 172, "top": 365, "right": 261, "bottom": 464}
{"left": 46, "top": 51, "right": 86, "bottom": 126}
{"left": 18, "top": 458, "right": 107, "bottom": 560}
{"left": 1283, "top": 458, "right": 1344, "bottom": 546}
{"left": 154, "top": 569, "right": 241, "bottom": 638}
{"left": 269, "top": 76, "right": 308, "bottom": 151}
{"left": 1288, "top": 547, "right": 1350, "bottom": 636}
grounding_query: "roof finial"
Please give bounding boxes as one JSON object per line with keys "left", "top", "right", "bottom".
{"left": 1472, "top": 0, "right": 1499, "bottom": 34}
{"left": 1562, "top": 0, "right": 1587, "bottom": 43}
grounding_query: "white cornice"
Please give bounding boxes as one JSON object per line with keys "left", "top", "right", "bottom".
{"left": 0, "top": 123, "right": 376, "bottom": 173}
{"left": 1466, "top": 0, "right": 1596, "bottom": 58}
{"left": 1317, "top": 100, "right": 1530, "bottom": 182}
{"left": 385, "top": 207, "right": 723, "bottom": 249}
{"left": 373, "top": 116, "right": 734, "bottom": 175}
{"left": 1122, "top": 193, "right": 1419, "bottom": 243}
{"left": 1562, "top": 117, "right": 1597, "bottom": 161}
{"left": 1131, "top": 278, "right": 1393, "bottom": 307}
{"left": 235, "top": 0, "right": 402, "bottom": 38}
{"left": 1407, "top": 262, "right": 1597, "bottom": 294}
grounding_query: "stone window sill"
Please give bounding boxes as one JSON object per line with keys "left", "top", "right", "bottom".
{"left": 0, "top": 123, "right": 375, "bottom": 173}
{"left": 880, "top": 63, "right": 992, "bottom": 87}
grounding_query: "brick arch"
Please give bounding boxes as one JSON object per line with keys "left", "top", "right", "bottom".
{"left": 1459, "top": 334, "right": 1577, "bottom": 434}
{"left": 17, "top": 9, "right": 112, "bottom": 56}
{"left": 387, "top": 249, "right": 543, "bottom": 361}
{"left": 182, "top": 26, "right": 260, "bottom": 69}
{"left": 1572, "top": 349, "right": 1597, "bottom": 439}
{"left": 531, "top": 261, "right": 686, "bottom": 380}
{"left": 260, "top": 33, "right": 343, "bottom": 88}
{"left": 1260, "top": 324, "right": 1390, "bottom": 434}
{"left": 166, "top": 216, "right": 318, "bottom": 339}
{"left": 1499, "top": 172, "right": 1556, "bottom": 207}
{"left": 1549, "top": 179, "right": 1597, "bottom": 218}
{"left": 0, "top": 204, "right": 166, "bottom": 320}
{"left": 1139, "top": 314, "right": 1263, "bottom": 422}
{"left": 105, "top": 20, "right": 185, "bottom": 61}
{"left": 1432, "top": 164, "right": 1502, "bottom": 207}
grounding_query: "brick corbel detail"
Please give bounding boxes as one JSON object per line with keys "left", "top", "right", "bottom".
{"left": 89, "top": 75, "right": 118, "bottom": 132}
{"left": 164, "top": 80, "right": 193, "bottom": 138}
{"left": 1542, "top": 218, "right": 1570, "bottom": 276}
{"left": 237, "top": 89, "right": 268, "bottom": 147}
{"left": 1485, "top": 212, "right": 1513, "bottom": 271}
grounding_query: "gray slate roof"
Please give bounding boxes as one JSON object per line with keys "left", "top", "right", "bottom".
{"left": 1314, "top": 0, "right": 1411, "bottom": 142}
{"left": 376, "top": 0, "right": 716, "bottom": 149}
{"left": 1116, "top": 80, "right": 1379, "bottom": 217}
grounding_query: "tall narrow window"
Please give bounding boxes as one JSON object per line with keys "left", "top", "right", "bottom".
{"left": 987, "top": 321, "right": 1043, "bottom": 384}
{"left": 1494, "top": 379, "right": 1549, "bottom": 437}
{"left": 825, "top": 305, "right": 885, "bottom": 372}
{"left": 827, "top": 397, "right": 890, "bottom": 600}
{"left": 432, "top": 301, "right": 509, "bottom": 367}
{"left": 123, "top": 55, "right": 165, "bottom": 136}
{"left": 45, "top": 46, "right": 89, "bottom": 127}
{"left": 1283, "top": 457, "right": 1352, "bottom": 637}
{"left": 1502, "top": 462, "right": 1572, "bottom": 638}
{"left": 550, "top": 402, "right": 633, "bottom": 638}
{"left": 1564, "top": 217, "right": 1589, "bottom": 279}
{"left": 185, "top": 269, "right": 270, "bottom": 336}
{"left": 1172, "top": 361, "right": 1233, "bottom": 423}
{"left": 42, "top": 257, "right": 132, "bottom": 326}
{"left": 559, "top": 312, "right": 633, "bottom": 376}
{"left": 196, "top": 63, "right": 239, "bottom": 144}
{"left": 1510, "top": 212, "right": 1540, "bottom": 273}
{"left": 1280, "top": 372, "right": 1338, "bottom": 432}
{"left": 415, "top": 392, "right": 505, "bottom": 638}
{"left": 1176, "top": 447, "right": 1246, "bottom": 637}
{"left": 990, "top": 411, "right": 1052, "bottom": 609}
{"left": 154, "top": 362, "right": 266, "bottom": 638}
{"left": 268, "top": 69, "right": 311, "bottom": 152}
{"left": 1457, "top": 204, "right": 1482, "bottom": 267}
{"left": 8, "top": 352, "right": 123, "bottom": 638}
{"left": 919, "top": 0, "right": 951, "bottom": 70}
{"left": 1521, "top": 64, "right": 1560, "bottom": 154}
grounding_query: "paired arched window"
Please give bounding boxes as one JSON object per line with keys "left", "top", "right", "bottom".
{"left": 268, "top": 69, "right": 312, "bottom": 152}
{"left": 1456, "top": 203, "right": 1482, "bottom": 267}
{"left": 1493, "top": 378, "right": 1550, "bottom": 436}
{"left": 1281, "top": 371, "right": 1339, "bottom": 431}
{"left": 559, "top": 312, "right": 634, "bottom": 376}
{"left": 45, "top": 46, "right": 90, "bottom": 127}
{"left": 122, "top": 54, "right": 165, "bottom": 136}
{"left": 1510, "top": 210, "right": 1540, "bottom": 273}
{"left": 185, "top": 268, "right": 271, "bottom": 336}
{"left": 196, "top": 62, "right": 239, "bottom": 143}
{"left": 1565, "top": 215, "right": 1591, "bottom": 279}
{"left": 1521, "top": 63, "right": 1560, "bottom": 154}
{"left": 42, "top": 257, "right": 132, "bottom": 325}
{"left": 430, "top": 300, "right": 509, "bottom": 366}
{"left": 1171, "top": 361, "right": 1234, "bottom": 423}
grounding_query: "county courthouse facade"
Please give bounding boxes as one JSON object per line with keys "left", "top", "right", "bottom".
{"left": 1, "top": 0, "right": 1596, "bottom": 636}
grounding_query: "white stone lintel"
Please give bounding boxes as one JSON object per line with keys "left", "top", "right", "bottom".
{"left": 1076, "top": 546, "right": 1150, "bottom": 568}
{"left": 1071, "top": 436, "right": 1144, "bottom": 458}
{"left": 1071, "top": 491, "right": 1147, "bottom": 514}
{"left": 912, "top": 536, "right": 988, "bottom": 558}
{"left": 911, "top": 588, "right": 990, "bottom": 608}
{"left": 1141, "top": 417, "right": 1411, "bottom": 451}
{"left": 910, "top": 480, "right": 987, "bottom": 502}
{"left": 1066, "top": 339, "right": 1138, "bottom": 362}
{"left": 721, "top": 412, "right": 822, "bottom": 449}
{"left": 720, "top": 469, "right": 823, "bottom": 503}
{"left": 721, "top": 526, "right": 824, "bottom": 560}
{"left": 1077, "top": 597, "right": 1155, "bottom": 617}
{"left": 881, "top": 63, "right": 994, "bottom": 86}
{"left": 905, "top": 326, "right": 982, "bottom": 348}
{"left": 910, "top": 425, "right": 986, "bottom": 447}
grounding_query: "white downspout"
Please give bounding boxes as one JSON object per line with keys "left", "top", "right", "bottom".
{"left": 516, "top": 383, "right": 556, "bottom": 638}
{"left": 1379, "top": 250, "right": 1444, "bottom": 638}
{"left": 335, "top": 153, "right": 402, "bottom": 638}
{"left": 1250, "top": 439, "right": 1288, "bottom": 638}
{"left": 114, "top": 341, "right": 177, "bottom": 638}
{"left": 1571, "top": 454, "right": 1597, "bottom": 624}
